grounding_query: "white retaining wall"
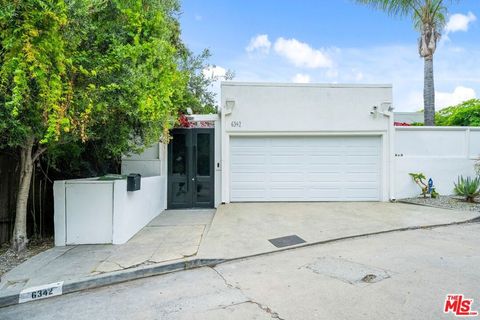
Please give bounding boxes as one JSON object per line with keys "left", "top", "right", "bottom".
{"left": 394, "top": 127, "right": 480, "bottom": 199}
{"left": 54, "top": 176, "right": 166, "bottom": 246}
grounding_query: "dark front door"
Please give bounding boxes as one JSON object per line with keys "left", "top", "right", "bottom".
{"left": 168, "top": 128, "right": 214, "bottom": 209}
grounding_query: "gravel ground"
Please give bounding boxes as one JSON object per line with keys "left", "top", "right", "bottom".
{"left": 400, "top": 195, "right": 480, "bottom": 212}
{"left": 0, "top": 238, "right": 53, "bottom": 277}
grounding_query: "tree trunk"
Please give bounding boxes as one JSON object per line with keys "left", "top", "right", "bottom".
{"left": 424, "top": 56, "right": 435, "bottom": 126}
{"left": 12, "top": 137, "right": 35, "bottom": 252}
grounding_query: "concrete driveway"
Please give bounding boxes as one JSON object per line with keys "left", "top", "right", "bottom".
{"left": 198, "top": 202, "right": 479, "bottom": 259}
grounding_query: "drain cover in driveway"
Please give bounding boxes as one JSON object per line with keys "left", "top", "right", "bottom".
{"left": 268, "top": 235, "right": 306, "bottom": 248}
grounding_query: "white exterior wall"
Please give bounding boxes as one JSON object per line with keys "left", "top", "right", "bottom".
{"left": 394, "top": 127, "right": 480, "bottom": 199}
{"left": 121, "top": 143, "right": 165, "bottom": 177}
{"left": 221, "top": 82, "right": 394, "bottom": 202}
{"left": 54, "top": 176, "right": 166, "bottom": 246}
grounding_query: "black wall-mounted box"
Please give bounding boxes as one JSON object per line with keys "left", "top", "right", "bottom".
{"left": 127, "top": 173, "right": 141, "bottom": 191}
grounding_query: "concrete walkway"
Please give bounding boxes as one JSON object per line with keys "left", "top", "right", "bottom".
{"left": 0, "top": 209, "right": 214, "bottom": 296}
{"left": 1, "top": 202, "right": 478, "bottom": 307}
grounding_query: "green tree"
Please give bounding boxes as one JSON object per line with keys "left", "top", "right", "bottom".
{"left": 178, "top": 49, "right": 234, "bottom": 114}
{"left": 0, "top": 0, "right": 194, "bottom": 251}
{"left": 357, "top": 0, "right": 452, "bottom": 126}
{"left": 436, "top": 99, "right": 480, "bottom": 126}
{"left": 0, "top": 0, "right": 70, "bottom": 251}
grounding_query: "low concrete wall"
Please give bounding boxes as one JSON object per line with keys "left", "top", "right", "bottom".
{"left": 112, "top": 176, "right": 166, "bottom": 244}
{"left": 394, "top": 127, "right": 480, "bottom": 199}
{"left": 54, "top": 176, "right": 165, "bottom": 246}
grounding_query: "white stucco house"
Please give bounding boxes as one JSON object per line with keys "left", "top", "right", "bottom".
{"left": 123, "top": 82, "right": 479, "bottom": 206}
{"left": 54, "top": 82, "right": 480, "bottom": 245}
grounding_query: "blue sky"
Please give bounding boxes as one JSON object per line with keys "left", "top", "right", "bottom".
{"left": 179, "top": 0, "right": 480, "bottom": 111}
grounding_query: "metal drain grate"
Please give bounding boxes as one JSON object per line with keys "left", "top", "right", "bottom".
{"left": 268, "top": 235, "right": 306, "bottom": 248}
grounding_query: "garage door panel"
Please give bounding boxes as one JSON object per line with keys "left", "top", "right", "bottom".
{"left": 308, "top": 187, "right": 342, "bottom": 200}
{"left": 270, "top": 164, "right": 303, "bottom": 172}
{"left": 346, "top": 164, "right": 378, "bottom": 172}
{"left": 344, "top": 155, "right": 379, "bottom": 164}
{"left": 231, "top": 172, "right": 266, "bottom": 182}
{"left": 232, "top": 164, "right": 265, "bottom": 173}
{"left": 271, "top": 172, "right": 304, "bottom": 182}
{"left": 308, "top": 173, "right": 343, "bottom": 182}
{"left": 308, "top": 156, "right": 343, "bottom": 165}
{"left": 345, "top": 173, "right": 378, "bottom": 182}
{"left": 270, "top": 188, "right": 306, "bottom": 199}
{"left": 307, "top": 164, "right": 343, "bottom": 171}
{"left": 231, "top": 154, "right": 266, "bottom": 165}
{"left": 344, "top": 187, "right": 379, "bottom": 199}
{"left": 230, "top": 136, "right": 381, "bottom": 202}
{"left": 271, "top": 155, "right": 304, "bottom": 164}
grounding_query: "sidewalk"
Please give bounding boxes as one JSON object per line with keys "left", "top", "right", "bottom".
{"left": 0, "top": 209, "right": 215, "bottom": 300}
{"left": 1, "top": 202, "right": 479, "bottom": 308}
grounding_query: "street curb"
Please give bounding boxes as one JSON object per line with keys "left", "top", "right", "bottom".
{"left": 0, "top": 258, "right": 225, "bottom": 309}
{"left": 1, "top": 215, "right": 479, "bottom": 309}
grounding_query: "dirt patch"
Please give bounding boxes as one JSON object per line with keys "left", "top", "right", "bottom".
{"left": 0, "top": 238, "right": 53, "bottom": 277}
{"left": 400, "top": 195, "right": 480, "bottom": 212}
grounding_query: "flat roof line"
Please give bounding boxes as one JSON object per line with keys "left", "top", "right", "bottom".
{"left": 220, "top": 81, "right": 392, "bottom": 88}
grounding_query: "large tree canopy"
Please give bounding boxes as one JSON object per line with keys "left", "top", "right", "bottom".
{"left": 0, "top": 0, "right": 220, "bottom": 251}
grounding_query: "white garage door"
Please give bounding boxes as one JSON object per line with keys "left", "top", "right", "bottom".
{"left": 230, "top": 136, "right": 381, "bottom": 202}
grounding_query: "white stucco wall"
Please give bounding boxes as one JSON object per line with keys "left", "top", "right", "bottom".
{"left": 221, "top": 82, "right": 394, "bottom": 202}
{"left": 54, "top": 176, "right": 166, "bottom": 246}
{"left": 394, "top": 127, "right": 480, "bottom": 199}
{"left": 121, "top": 143, "right": 164, "bottom": 177}
{"left": 221, "top": 82, "right": 392, "bottom": 132}
{"left": 112, "top": 176, "right": 166, "bottom": 244}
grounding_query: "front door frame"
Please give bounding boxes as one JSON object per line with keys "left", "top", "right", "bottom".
{"left": 167, "top": 128, "right": 215, "bottom": 209}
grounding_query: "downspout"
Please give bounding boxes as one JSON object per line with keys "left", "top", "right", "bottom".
{"left": 220, "top": 102, "right": 226, "bottom": 204}
{"left": 378, "top": 103, "right": 395, "bottom": 201}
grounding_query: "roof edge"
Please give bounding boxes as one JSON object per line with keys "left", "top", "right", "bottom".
{"left": 220, "top": 81, "right": 392, "bottom": 88}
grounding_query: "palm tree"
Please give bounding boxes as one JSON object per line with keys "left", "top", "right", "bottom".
{"left": 357, "top": 0, "right": 450, "bottom": 125}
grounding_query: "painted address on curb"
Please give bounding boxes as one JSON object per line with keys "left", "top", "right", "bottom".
{"left": 19, "top": 281, "right": 64, "bottom": 304}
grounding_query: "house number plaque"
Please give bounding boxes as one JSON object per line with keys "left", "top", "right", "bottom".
{"left": 231, "top": 121, "right": 242, "bottom": 128}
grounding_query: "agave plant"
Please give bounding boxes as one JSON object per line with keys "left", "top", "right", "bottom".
{"left": 453, "top": 176, "right": 480, "bottom": 203}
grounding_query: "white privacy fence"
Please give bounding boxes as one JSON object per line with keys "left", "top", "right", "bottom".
{"left": 54, "top": 176, "right": 166, "bottom": 245}
{"left": 394, "top": 127, "right": 480, "bottom": 199}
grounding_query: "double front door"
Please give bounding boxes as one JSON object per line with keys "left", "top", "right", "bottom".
{"left": 167, "top": 128, "right": 215, "bottom": 208}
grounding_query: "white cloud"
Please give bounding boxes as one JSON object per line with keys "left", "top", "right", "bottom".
{"left": 273, "top": 37, "right": 332, "bottom": 68}
{"left": 230, "top": 37, "right": 480, "bottom": 112}
{"left": 325, "top": 69, "right": 339, "bottom": 79}
{"left": 436, "top": 86, "right": 476, "bottom": 109}
{"left": 194, "top": 14, "right": 203, "bottom": 21}
{"left": 246, "top": 34, "right": 271, "bottom": 54}
{"left": 202, "top": 65, "right": 226, "bottom": 79}
{"left": 405, "top": 86, "right": 477, "bottom": 112}
{"left": 445, "top": 12, "right": 476, "bottom": 33}
{"left": 354, "top": 71, "right": 364, "bottom": 81}
{"left": 292, "top": 73, "right": 311, "bottom": 83}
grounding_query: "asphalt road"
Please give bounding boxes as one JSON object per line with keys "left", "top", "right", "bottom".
{"left": 2, "top": 223, "right": 480, "bottom": 320}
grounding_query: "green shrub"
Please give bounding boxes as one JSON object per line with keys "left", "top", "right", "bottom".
{"left": 409, "top": 173, "right": 428, "bottom": 197}
{"left": 453, "top": 176, "right": 480, "bottom": 203}
{"left": 436, "top": 99, "right": 480, "bottom": 126}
